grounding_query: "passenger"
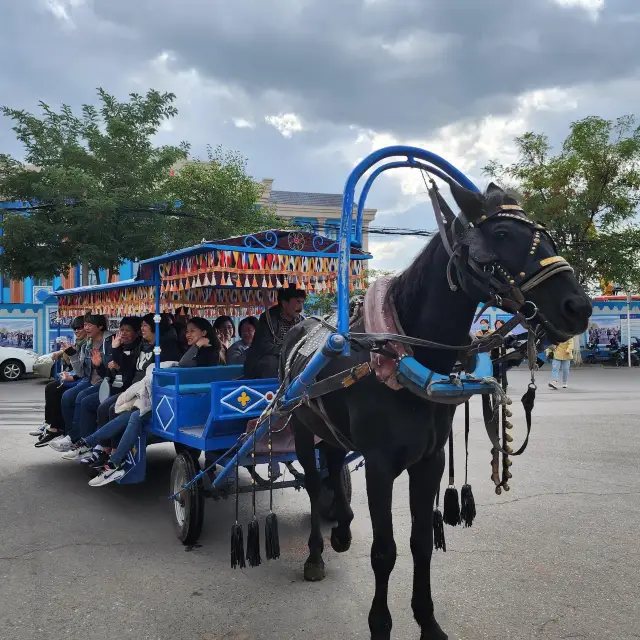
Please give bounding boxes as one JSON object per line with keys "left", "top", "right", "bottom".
{"left": 72, "top": 317, "right": 142, "bottom": 465}
{"left": 213, "top": 315, "right": 235, "bottom": 363}
{"left": 173, "top": 306, "right": 191, "bottom": 352}
{"left": 76, "top": 318, "right": 216, "bottom": 486}
{"left": 49, "top": 314, "right": 113, "bottom": 453}
{"left": 244, "top": 287, "right": 306, "bottom": 379}
{"left": 179, "top": 317, "right": 222, "bottom": 367}
{"left": 64, "top": 313, "right": 182, "bottom": 463}
{"left": 226, "top": 316, "right": 258, "bottom": 365}
{"left": 32, "top": 316, "right": 87, "bottom": 447}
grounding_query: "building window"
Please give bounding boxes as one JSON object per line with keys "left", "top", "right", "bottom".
{"left": 35, "top": 277, "right": 52, "bottom": 287}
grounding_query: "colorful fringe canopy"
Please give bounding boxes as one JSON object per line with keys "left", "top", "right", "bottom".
{"left": 158, "top": 252, "right": 365, "bottom": 295}
{"left": 56, "top": 231, "right": 371, "bottom": 318}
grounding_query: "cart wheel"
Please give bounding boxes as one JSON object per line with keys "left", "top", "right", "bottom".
{"left": 170, "top": 453, "right": 205, "bottom": 545}
{"left": 318, "top": 453, "right": 353, "bottom": 522}
{"left": 174, "top": 443, "right": 202, "bottom": 463}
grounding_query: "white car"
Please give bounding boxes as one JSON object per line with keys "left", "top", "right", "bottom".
{"left": 0, "top": 346, "right": 40, "bottom": 381}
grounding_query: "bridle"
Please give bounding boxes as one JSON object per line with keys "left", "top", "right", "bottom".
{"left": 426, "top": 177, "right": 575, "bottom": 343}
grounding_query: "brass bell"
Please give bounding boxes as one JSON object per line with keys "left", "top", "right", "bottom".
{"left": 503, "top": 483, "right": 510, "bottom": 492}
{"left": 505, "top": 458, "right": 513, "bottom": 467}
{"left": 505, "top": 421, "right": 513, "bottom": 429}
{"left": 505, "top": 432, "right": 514, "bottom": 443}
{"left": 505, "top": 470, "right": 512, "bottom": 479}
{"left": 495, "top": 486, "right": 502, "bottom": 496}
{"left": 506, "top": 409, "right": 513, "bottom": 417}
{"left": 505, "top": 445, "right": 513, "bottom": 455}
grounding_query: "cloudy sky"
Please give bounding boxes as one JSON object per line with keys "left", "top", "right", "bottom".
{"left": 2, "top": 0, "right": 639, "bottom": 270}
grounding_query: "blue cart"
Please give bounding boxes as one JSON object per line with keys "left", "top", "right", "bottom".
{"left": 55, "top": 230, "right": 370, "bottom": 543}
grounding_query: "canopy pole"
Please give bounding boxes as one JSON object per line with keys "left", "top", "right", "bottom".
{"left": 154, "top": 268, "right": 161, "bottom": 369}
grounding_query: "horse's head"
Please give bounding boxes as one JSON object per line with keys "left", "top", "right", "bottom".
{"left": 448, "top": 181, "right": 592, "bottom": 343}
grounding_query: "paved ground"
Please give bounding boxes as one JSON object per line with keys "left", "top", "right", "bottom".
{"left": 1, "top": 368, "right": 639, "bottom": 640}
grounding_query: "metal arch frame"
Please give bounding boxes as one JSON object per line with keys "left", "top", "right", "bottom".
{"left": 281, "top": 145, "right": 479, "bottom": 405}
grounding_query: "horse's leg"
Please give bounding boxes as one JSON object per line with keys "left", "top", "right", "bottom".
{"left": 320, "top": 443, "right": 353, "bottom": 553}
{"left": 365, "top": 454, "right": 396, "bottom": 640}
{"left": 293, "top": 416, "right": 325, "bottom": 581}
{"left": 408, "top": 448, "right": 448, "bottom": 640}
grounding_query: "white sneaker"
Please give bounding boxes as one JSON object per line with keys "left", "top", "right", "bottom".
{"left": 61, "top": 445, "right": 92, "bottom": 460}
{"left": 562, "top": 384, "right": 568, "bottom": 389}
{"left": 29, "top": 422, "right": 49, "bottom": 437}
{"left": 49, "top": 435, "right": 73, "bottom": 452}
{"left": 89, "top": 464, "right": 125, "bottom": 487}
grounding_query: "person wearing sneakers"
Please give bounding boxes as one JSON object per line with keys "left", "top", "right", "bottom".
{"left": 62, "top": 314, "right": 182, "bottom": 465}
{"left": 76, "top": 317, "right": 142, "bottom": 468}
{"left": 49, "top": 314, "right": 113, "bottom": 453}
{"left": 75, "top": 316, "right": 217, "bottom": 485}
{"left": 33, "top": 316, "right": 88, "bottom": 446}
{"left": 549, "top": 338, "right": 574, "bottom": 390}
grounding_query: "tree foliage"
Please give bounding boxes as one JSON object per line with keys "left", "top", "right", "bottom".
{"left": 483, "top": 115, "right": 640, "bottom": 292}
{"left": 0, "top": 88, "right": 189, "bottom": 282}
{"left": 161, "top": 145, "right": 278, "bottom": 250}
{"left": 0, "top": 89, "right": 276, "bottom": 283}
{"left": 304, "top": 268, "right": 395, "bottom": 316}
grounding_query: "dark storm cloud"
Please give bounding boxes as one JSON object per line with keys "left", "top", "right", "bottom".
{"left": 87, "top": 0, "right": 640, "bottom": 135}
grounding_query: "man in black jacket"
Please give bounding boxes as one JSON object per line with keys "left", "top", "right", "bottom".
{"left": 244, "top": 287, "right": 306, "bottom": 379}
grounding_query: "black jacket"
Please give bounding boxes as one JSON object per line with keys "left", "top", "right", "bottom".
{"left": 178, "top": 344, "right": 220, "bottom": 368}
{"left": 110, "top": 336, "right": 142, "bottom": 391}
{"left": 244, "top": 306, "right": 301, "bottom": 379}
{"left": 129, "top": 329, "right": 183, "bottom": 385}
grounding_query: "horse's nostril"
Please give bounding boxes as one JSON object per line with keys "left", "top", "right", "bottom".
{"left": 564, "top": 296, "right": 591, "bottom": 321}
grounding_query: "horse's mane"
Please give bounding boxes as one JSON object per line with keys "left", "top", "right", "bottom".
{"left": 388, "top": 233, "right": 445, "bottom": 321}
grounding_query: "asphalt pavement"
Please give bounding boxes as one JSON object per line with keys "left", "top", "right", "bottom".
{"left": 1, "top": 368, "right": 639, "bottom": 640}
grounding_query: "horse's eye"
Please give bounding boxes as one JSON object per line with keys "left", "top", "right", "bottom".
{"left": 492, "top": 230, "right": 509, "bottom": 241}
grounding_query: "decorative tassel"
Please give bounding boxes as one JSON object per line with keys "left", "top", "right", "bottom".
{"left": 265, "top": 512, "right": 280, "bottom": 560}
{"left": 460, "top": 484, "right": 476, "bottom": 528}
{"left": 443, "top": 485, "right": 461, "bottom": 526}
{"left": 442, "top": 431, "right": 461, "bottom": 526}
{"left": 230, "top": 444, "right": 245, "bottom": 568}
{"left": 231, "top": 522, "right": 246, "bottom": 569}
{"left": 246, "top": 517, "right": 262, "bottom": 567}
{"left": 433, "top": 506, "right": 446, "bottom": 552}
{"left": 245, "top": 423, "right": 261, "bottom": 567}
{"left": 265, "top": 416, "right": 280, "bottom": 560}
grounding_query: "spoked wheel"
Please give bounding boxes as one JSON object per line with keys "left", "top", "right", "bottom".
{"left": 317, "top": 451, "right": 353, "bottom": 522}
{"left": 0, "top": 360, "right": 25, "bottom": 382}
{"left": 170, "top": 453, "right": 205, "bottom": 545}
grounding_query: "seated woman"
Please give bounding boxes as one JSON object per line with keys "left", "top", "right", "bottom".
{"left": 58, "top": 313, "right": 181, "bottom": 461}
{"left": 213, "top": 315, "right": 235, "bottom": 363}
{"left": 226, "top": 316, "right": 258, "bottom": 365}
{"left": 69, "top": 317, "right": 218, "bottom": 486}
{"left": 33, "top": 316, "right": 87, "bottom": 447}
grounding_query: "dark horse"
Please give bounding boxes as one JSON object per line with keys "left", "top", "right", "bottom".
{"left": 281, "top": 182, "right": 592, "bottom": 640}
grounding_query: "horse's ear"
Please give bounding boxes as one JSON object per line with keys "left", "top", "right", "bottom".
{"left": 450, "top": 181, "right": 484, "bottom": 222}
{"left": 486, "top": 182, "right": 506, "bottom": 195}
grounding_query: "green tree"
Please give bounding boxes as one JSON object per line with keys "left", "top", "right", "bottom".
{"left": 161, "top": 145, "right": 279, "bottom": 250}
{"left": 483, "top": 115, "right": 640, "bottom": 292}
{"left": 304, "top": 268, "right": 395, "bottom": 316}
{"left": 0, "top": 88, "right": 189, "bottom": 283}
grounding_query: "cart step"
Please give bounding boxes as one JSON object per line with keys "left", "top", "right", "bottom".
{"left": 179, "top": 426, "right": 206, "bottom": 438}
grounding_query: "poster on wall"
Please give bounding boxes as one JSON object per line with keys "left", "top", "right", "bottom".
{"left": 619, "top": 314, "right": 640, "bottom": 345}
{"left": 587, "top": 316, "right": 621, "bottom": 346}
{"left": 0, "top": 318, "right": 35, "bottom": 350}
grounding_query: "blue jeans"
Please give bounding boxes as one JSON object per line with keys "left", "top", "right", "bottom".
{"left": 61, "top": 380, "right": 91, "bottom": 435}
{"left": 110, "top": 410, "right": 151, "bottom": 466}
{"left": 551, "top": 358, "right": 571, "bottom": 384}
{"left": 84, "top": 410, "right": 133, "bottom": 448}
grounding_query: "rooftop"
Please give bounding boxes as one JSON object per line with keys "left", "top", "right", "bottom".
{"left": 268, "top": 190, "right": 353, "bottom": 208}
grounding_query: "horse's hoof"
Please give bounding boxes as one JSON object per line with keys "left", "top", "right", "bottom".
{"left": 304, "top": 561, "right": 325, "bottom": 582}
{"left": 420, "top": 619, "right": 448, "bottom": 640}
{"left": 330, "top": 526, "right": 352, "bottom": 553}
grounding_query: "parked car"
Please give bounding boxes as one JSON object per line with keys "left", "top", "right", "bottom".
{"left": 0, "top": 346, "right": 40, "bottom": 381}
{"left": 33, "top": 352, "right": 58, "bottom": 379}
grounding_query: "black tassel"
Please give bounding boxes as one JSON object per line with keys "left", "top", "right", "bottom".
{"left": 265, "top": 512, "right": 280, "bottom": 560}
{"left": 433, "top": 508, "right": 446, "bottom": 552}
{"left": 231, "top": 522, "right": 246, "bottom": 569}
{"left": 443, "top": 485, "right": 461, "bottom": 526}
{"left": 246, "top": 517, "right": 262, "bottom": 567}
{"left": 460, "top": 483, "right": 476, "bottom": 527}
